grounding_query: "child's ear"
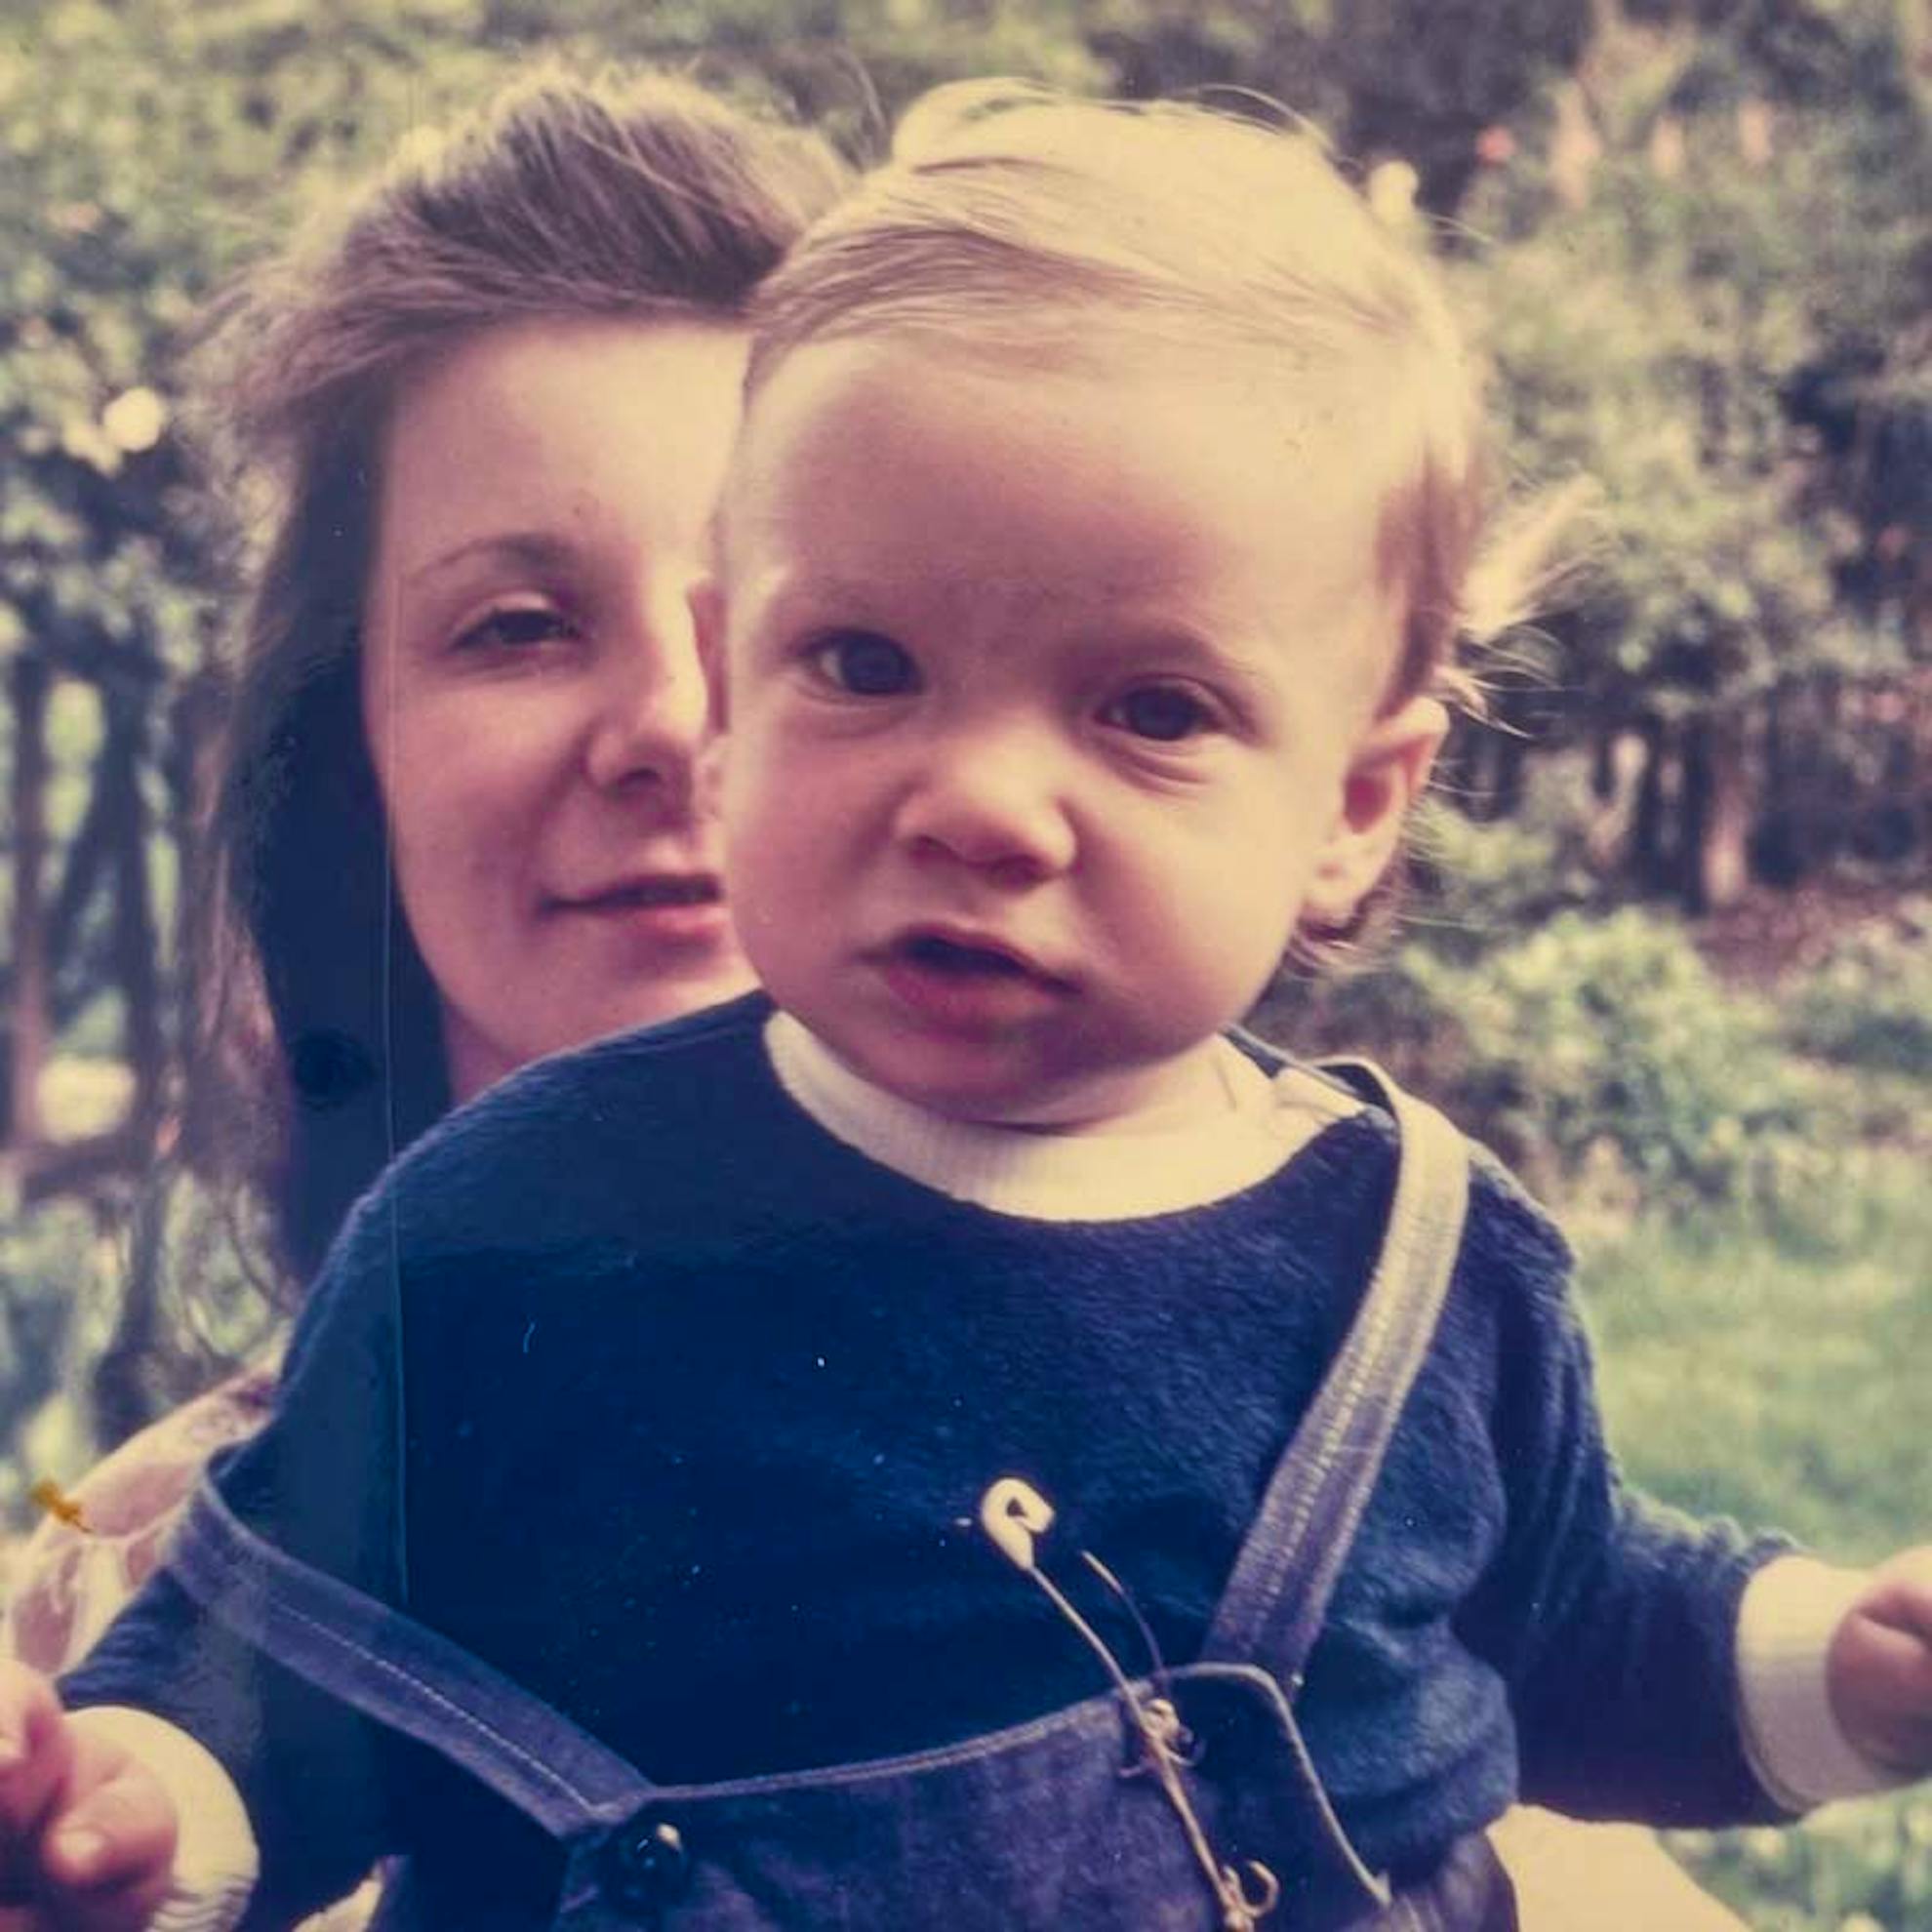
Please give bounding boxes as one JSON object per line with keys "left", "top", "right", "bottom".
{"left": 1303, "top": 695, "right": 1447, "bottom": 928}
{"left": 689, "top": 576, "right": 730, "bottom": 734}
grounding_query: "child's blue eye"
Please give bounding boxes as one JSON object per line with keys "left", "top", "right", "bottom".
{"left": 1107, "top": 684, "right": 1214, "bottom": 742}
{"left": 813, "top": 631, "right": 917, "bottom": 697}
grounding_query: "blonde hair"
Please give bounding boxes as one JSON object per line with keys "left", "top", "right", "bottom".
{"left": 749, "top": 80, "right": 1521, "bottom": 716}
{"left": 745, "top": 81, "right": 1572, "bottom": 961}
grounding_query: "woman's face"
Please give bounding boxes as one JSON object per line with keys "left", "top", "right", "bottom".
{"left": 362, "top": 317, "right": 756, "bottom": 1102}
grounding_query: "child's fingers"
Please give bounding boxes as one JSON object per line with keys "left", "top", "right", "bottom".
{"left": 1834, "top": 1605, "right": 1932, "bottom": 1774}
{"left": 0, "top": 1672, "right": 178, "bottom": 1929}
{"left": 1848, "top": 1616, "right": 1932, "bottom": 1702}
{"left": 1857, "top": 1546, "right": 1932, "bottom": 1641}
{"left": 0, "top": 1668, "right": 73, "bottom": 1876}
{"left": 40, "top": 1738, "right": 178, "bottom": 1932}
{"left": 0, "top": 1905, "right": 157, "bottom": 1932}
{"left": 42, "top": 1853, "right": 176, "bottom": 1932}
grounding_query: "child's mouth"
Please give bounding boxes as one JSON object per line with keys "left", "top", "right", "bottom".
{"left": 876, "top": 930, "right": 1069, "bottom": 1029}
{"left": 898, "top": 934, "right": 1034, "bottom": 980}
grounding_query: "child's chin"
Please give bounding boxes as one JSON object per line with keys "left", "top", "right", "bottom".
{"left": 888, "top": 1068, "right": 1057, "bottom": 1125}
{"left": 842, "top": 1036, "right": 1068, "bottom": 1125}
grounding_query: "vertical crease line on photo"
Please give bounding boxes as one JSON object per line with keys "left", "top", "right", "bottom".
{"left": 378, "top": 574, "right": 411, "bottom": 1603}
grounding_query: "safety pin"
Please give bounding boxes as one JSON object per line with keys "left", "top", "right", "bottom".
{"left": 979, "top": 1478, "right": 1278, "bottom": 1930}
{"left": 1079, "top": 1552, "right": 1203, "bottom": 1775}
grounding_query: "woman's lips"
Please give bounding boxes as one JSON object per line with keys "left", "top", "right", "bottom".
{"left": 548, "top": 873, "right": 731, "bottom": 944}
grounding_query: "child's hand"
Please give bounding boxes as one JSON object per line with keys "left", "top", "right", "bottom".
{"left": 0, "top": 1661, "right": 177, "bottom": 1929}
{"left": 1828, "top": 1547, "right": 1932, "bottom": 1780}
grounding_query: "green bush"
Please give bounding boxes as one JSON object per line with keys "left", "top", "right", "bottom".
{"left": 1402, "top": 794, "right": 1605, "bottom": 959}
{"left": 0, "top": 1197, "right": 107, "bottom": 1525}
{"left": 1429, "top": 907, "right": 1831, "bottom": 1201}
{"left": 1262, "top": 900, "right": 1832, "bottom": 1214}
{"left": 1673, "top": 1789, "right": 1932, "bottom": 1932}
{"left": 0, "top": 1167, "right": 276, "bottom": 1531}
{"left": 1787, "top": 899, "right": 1932, "bottom": 1080}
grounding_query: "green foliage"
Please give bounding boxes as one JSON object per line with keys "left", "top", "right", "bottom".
{"left": 1266, "top": 886, "right": 1828, "bottom": 1212}
{"left": 1584, "top": 1152, "right": 1929, "bottom": 1553}
{"left": 1787, "top": 896, "right": 1932, "bottom": 1077}
{"left": 1459, "top": 3, "right": 1930, "bottom": 727}
{"left": 1674, "top": 1793, "right": 1932, "bottom": 1932}
{"left": 0, "top": 1197, "right": 98, "bottom": 1521}
{"left": 1428, "top": 907, "right": 1833, "bottom": 1200}
{"left": 1406, "top": 795, "right": 1606, "bottom": 953}
{"left": 1328, "top": 0, "right": 1591, "bottom": 210}
{"left": 0, "top": 1168, "right": 276, "bottom": 1532}
{"left": 1579, "top": 1154, "right": 1932, "bottom": 1928}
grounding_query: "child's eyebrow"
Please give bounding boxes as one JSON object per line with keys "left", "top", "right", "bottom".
{"left": 1075, "top": 621, "right": 1280, "bottom": 691}
{"left": 740, "top": 570, "right": 1287, "bottom": 698}
{"left": 734, "top": 565, "right": 898, "bottom": 631}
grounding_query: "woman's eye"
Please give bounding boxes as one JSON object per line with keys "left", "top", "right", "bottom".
{"left": 1105, "top": 683, "right": 1217, "bottom": 743}
{"left": 810, "top": 630, "right": 917, "bottom": 698}
{"left": 453, "top": 604, "right": 575, "bottom": 654}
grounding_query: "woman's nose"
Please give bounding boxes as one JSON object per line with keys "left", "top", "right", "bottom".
{"left": 584, "top": 579, "right": 714, "bottom": 801}
{"left": 893, "top": 730, "right": 1077, "bottom": 884}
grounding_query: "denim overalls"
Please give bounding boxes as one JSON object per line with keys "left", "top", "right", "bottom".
{"left": 167, "top": 1067, "right": 1514, "bottom": 1931}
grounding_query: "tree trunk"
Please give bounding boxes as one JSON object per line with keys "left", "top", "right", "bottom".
{"left": 1629, "top": 714, "right": 1672, "bottom": 895}
{"left": 100, "top": 698, "right": 165, "bottom": 1136}
{"left": 1590, "top": 720, "right": 1617, "bottom": 802}
{"left": 1585, "top": 728, "right": 1645, "bottom": 875}
{"left": 1760, "top": 685, "right": 1786, "bottom": 807}
{"left": 7, "top": 652, "right": 53, "bottom": 1154}
{"left": 1748, "top": 684, "right": 1805, "bottom": 887}
{"left": 1683, "top": 713, "right": 1751, "bottom": 911}
{"left": 87, "top": 695, "right": 176, "bottom": 1449}
{"left": 47, "top": 755, "right": 113, "bottom": 1023}
{"left": 1490, "top": 722, "right": 1528, "bottom": 821}
{"left": 89, "top": 1162, "right": 168, "bottom": 1449}
{"left": 163, "top": 667, "right": 223, "bottom": 1162}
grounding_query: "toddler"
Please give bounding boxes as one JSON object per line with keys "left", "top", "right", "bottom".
{"left": 5, "top": 83, "right": 1930, "bottom": 1932}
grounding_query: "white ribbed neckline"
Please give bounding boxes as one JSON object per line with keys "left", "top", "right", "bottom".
{"left": 764, "top": 1012, "right": 1359, "bottom": 1223}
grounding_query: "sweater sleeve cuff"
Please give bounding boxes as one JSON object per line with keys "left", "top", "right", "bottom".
{"left": 67, "top": 1707, "right": 258, "bottom": 1932}
{"left": 1736, "top": 1554, "right": 1909, "bottom": 1811}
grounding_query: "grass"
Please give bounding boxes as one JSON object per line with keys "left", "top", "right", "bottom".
{"left": 1573, "top": 1153, "right": 1932, "bottom": 1929}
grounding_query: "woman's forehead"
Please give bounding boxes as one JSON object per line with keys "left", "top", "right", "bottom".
{"left": 372, "top": 319, "right": 749, "bottom": 570}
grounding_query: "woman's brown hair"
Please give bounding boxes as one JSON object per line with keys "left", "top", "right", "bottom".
{"left": 191, "top": 64, "right": 849, "bottom": 1285}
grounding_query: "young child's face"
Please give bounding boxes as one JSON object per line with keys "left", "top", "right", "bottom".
{"left": 711, "top": 335, "right": 1442, "bottom": 1128}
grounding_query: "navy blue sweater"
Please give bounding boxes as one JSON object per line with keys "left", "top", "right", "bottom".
{"left": 67, "top": 993, "right": 1784, "bottom": 1922}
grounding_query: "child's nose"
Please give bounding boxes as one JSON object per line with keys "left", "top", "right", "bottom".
{"left": 893, "top": 734, "right": 1076, "bottom": 882}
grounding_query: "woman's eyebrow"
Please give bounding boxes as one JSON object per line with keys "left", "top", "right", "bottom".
{"left": 405, "top": 530, "right": 576, "bottom": 589}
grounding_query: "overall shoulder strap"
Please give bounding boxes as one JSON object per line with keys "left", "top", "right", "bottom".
{"left": 169, "top": 1478, "right": 656, "bottom": 1843}
{"left": 1222, "top": 1024, "right": 1291, "bottom": 1075}
{"left": 1201, "top": 1059, "right": 1469, "bottom": 1680}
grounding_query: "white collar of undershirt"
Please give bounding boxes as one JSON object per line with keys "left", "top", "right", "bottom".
{"left": 764, "top": 1011, "right": 1360, "bottom": 1223}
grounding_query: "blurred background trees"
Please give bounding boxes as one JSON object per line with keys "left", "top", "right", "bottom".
{"left": 1, "top": 3, "right": 1928, "bottom": 1919}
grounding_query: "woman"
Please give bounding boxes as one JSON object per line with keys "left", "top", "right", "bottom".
{"left": 5, "top": 56, "right": 848, "bottom": 1681}
{"left": 3, "top": 59, "right": 1744, "bottom": 1932}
